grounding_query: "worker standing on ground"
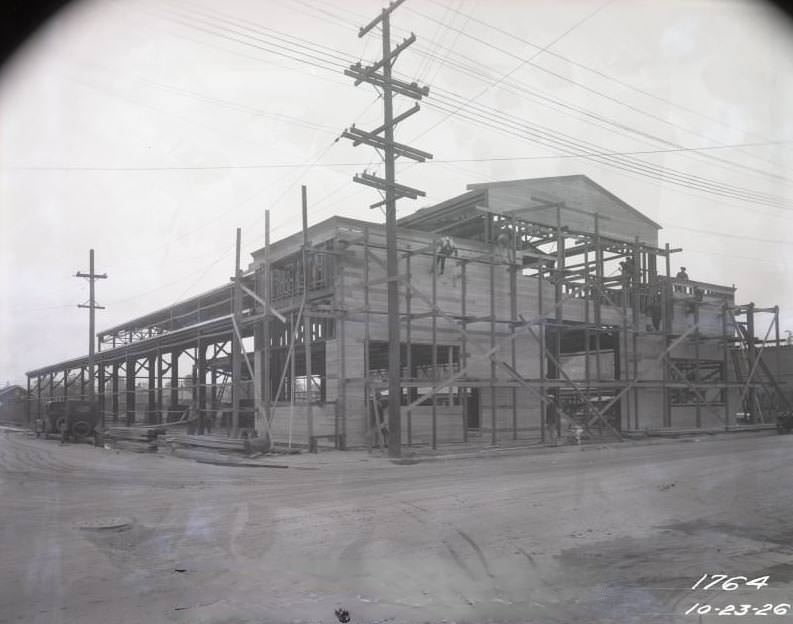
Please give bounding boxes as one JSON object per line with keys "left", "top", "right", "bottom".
{"left": 434, "top": 236, "right": 457, "bottom": 275}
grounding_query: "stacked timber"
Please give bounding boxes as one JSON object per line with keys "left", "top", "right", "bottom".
{"left": 164, "top": 434, "right": 251, "bottom": 455}
{"left": 105, "top": 425, "right": 166, "bottom": 453}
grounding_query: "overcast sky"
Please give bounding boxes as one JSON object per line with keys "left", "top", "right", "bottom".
{"left": 1, "top": 0, "right": 793, "bottom": 386}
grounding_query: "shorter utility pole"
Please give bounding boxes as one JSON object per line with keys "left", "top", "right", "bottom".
{"left": 76, "top": 249, "right": 107, "bottom": 402}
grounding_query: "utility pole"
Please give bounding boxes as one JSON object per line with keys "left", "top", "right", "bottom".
{"left": 343, "top": 0, "right": 432, "bottom": 458}
{"left": 76, "top": 249, "right": 107, "bottom": 403}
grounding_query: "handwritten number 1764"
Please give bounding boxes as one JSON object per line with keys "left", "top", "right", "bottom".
{"left": 691, "top": 575, "right": 770, "bottom": 591}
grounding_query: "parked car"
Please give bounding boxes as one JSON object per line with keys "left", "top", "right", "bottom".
{"left": 45, "top": 400, "right": 99, "bottom": 442}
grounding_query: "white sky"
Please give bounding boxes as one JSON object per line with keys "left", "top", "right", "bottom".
{"left": 1, "top": 0, "right": 793, "bottom": 385}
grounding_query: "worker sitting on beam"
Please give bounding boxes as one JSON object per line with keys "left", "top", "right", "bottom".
{"left": 433, "top": 236, "right": 458, "bottom": 275}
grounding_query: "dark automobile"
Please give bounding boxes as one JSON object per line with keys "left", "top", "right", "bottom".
{"left": 45, "top": 400, "right": 99, "bottom": 441}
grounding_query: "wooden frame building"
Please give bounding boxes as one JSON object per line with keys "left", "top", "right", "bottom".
{"left": 25, "top": 175, "right": 786, "bottom": 449}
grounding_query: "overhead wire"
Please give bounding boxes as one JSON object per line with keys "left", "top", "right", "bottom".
{"left": 146, "top": 2, "right": 793, "bottom": 211}
{"left": 402, "top": 1, "right": 789, "bottom": 175}
{"left": 423, "top": 0, "right": 783, "bottom": 153}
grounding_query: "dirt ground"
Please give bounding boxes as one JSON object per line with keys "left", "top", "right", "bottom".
{"left": 2, "top": 428, "right": 793, "bottom": 624}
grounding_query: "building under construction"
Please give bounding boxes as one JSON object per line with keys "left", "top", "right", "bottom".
{"left": 25, "top": 174, "right": 789, "bottom": 450}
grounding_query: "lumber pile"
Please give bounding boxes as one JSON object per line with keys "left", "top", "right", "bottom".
{"left": 105, "top": 426, "right": 165, "bottom": 453}
{"left": 164, "top": 434, "right": 251, "bottom": 455}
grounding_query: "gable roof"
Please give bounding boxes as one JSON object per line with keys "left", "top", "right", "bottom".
{"left": 467, "top": 174, "right": 662, "bottom": 230}
{"left": 0, "top": 385, "right": 25, "bottom": 399}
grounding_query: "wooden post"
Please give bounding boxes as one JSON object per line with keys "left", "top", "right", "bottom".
{"left": 538, "top": 262, "right": 545, "bottom": 443}
{"left": 406, "top": 254, "right": 412, "bottom": 446}
{"left": 170, "top": 351, "right": 179, "bottom": 417}
{"left": 289, "top": 311, "right": 296, "bottom": 448}
{"left": 553, "top": 206, "right": 564, "bottom": 441}
{"left": 147, "top": 354, "right": 156, "bottom": 425}
{"left": 197, "top": 337, "right": 207, "bottom": 434}
{"left": 338, "top": 236, "right": 347, "bottom": 448}
{"left": 432, "top": 241, "right": 438, "bottom": 450}
{"left": 302, "top": 186, "right": 314, "bottom": 448}
{"left": 461, "top": 260, "right": 468, "bottom": 442}
{"left": 263, "top": 210, "right": 272, "bottom": 434}
{"left": 722, "top": 302, "right": 731, "bottom": 428}
{"left": 125, "top": 357, "right": 136, "bottom": 426}
{"left": 488, "top": 216, "right": 497, "bottom": 446}
{"left": 747, "top": 303, "right": 756, "bottom": 422}
{"left": 231, "top": 227, "right": 242, "bottom": 438}
{"left": 156, "top": 350, "right": 164, "bottom": 423}
{"left": 663, "top": 243, "right": 672, "bottom": 427}
{"left": 97, "top": 365, "right": 105, "bottom": 428}
{"left": 510, "top": 216, "right": 518, "bottom": 440}
{"left": 112, "top": 363, "right": 119, "bottom": 423}
{"left": 363, "top": 226, "right": 370, "bottom": 448}
{"left": 694, "top": 301, "right": 701, "bottom": 428}
{"left": 775, "top": 305, "right": 781, "bottom": 386}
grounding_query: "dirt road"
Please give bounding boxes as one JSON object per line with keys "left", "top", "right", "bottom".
{"left": 2, "top": 429, "right": 793, "bottom": 624}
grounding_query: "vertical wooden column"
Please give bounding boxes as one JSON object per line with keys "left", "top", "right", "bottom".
{"left": 156, "top": 350, "right": 164, "bottom": 423}
{"left": 263, "top": 210, "right": 272, "bottom": 435}
{"left": 338, "top": 240, "right": 347, "bottom": 448}
{"left": 125, "top": 357, "right": 136, "bottom": 426}
{"left": 363, "top": 226, "right": 370, "bottom": 447}
{"left": 302, "top": 186, "right": 314, "bottom": 448}
{"left": 147, "top": 354, "right": 156, "bottom": 425}
{"left": 621, "top": 267, "right": 630, "bottom": 431}
{"left": 510, "top": 216, "right": 518, "bottom": 440}
{"left": 552, "top": 207, "right": 564, "bottom": 441}
{"left": 289, "top": 312, "right": 296, "bottom": 448}
{"left": 111, "top": 363, "right": 119, "bottom": 423}
{"left": 231, "top": 228, "right": 242, "bottom": 438}
{"left": 631, "top": 237, "right": 641, "bottom": 430}
{"left": 431, "top": 241, "right": 438, "bottom": 450}
{"left": 775, "top": 305, "right": 782, "bottom": 384}
{"left": 584, "top": 250, "right": 591, "bottom": 406}
{"left": 170, "top": 350, "right": 180, "bottom": 417}
{"left": 26, "top": 375, "right": 31, "bottom": 426}
{"left": 594, "top": 217, "right": 603, "bottom": 384}
{"left": 694, "top": 301, "right": 702, "bottom": 428}
{"left": 722, "top": 302, "right": 731, "bottom": 428}
{"left": 97, "top": 364, "right": 106, "bottom": 429}
{"left": 36, "top": 375, "right": 42, "bottom": 421}
{"left": 746, "top": 303, "right": 756, "bottom": 422}
{"left": 488, "top": 216, "right": 497, "bottom": 446}
{"left": 210, "top": 368, "right": 218, "bottom": 417}
{"left": 663, "top": 243, "right": 672, "bottom": 427}
{"left": 538, "top": 262, "right": 545, "bottom": 443}
{"left": 460, "top": 260, "right": 468, "bottom": 442}
{"left": 405, "top": 254, "right": 412, "bottom": 446}
{"left": 197, "top": 338, "right": 207, "bottom": 434}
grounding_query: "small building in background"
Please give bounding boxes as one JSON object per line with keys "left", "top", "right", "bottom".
{"left": 0, "top": 385, "right": 28, "bottom": 426}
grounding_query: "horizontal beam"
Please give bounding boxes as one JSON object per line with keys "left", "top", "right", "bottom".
{"left": 351, "top": 33, "right": 416, "bottom": 84}
{"left": 343, "top": 68, "right": 429, "bottom": 100}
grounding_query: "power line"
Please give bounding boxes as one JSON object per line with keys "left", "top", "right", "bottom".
{"left": 149, "top": 5, "right": 793, "bottom": 211}
{"left": 299, "top": 0, "right": 793, "bottom": 188}
{"left": 422, "top": 89, "right": 791, "bottom": 210}
{"left": 404, "top": 39, "right": 793, "bottom": 187}
{"left": 402, "top": 1, "right": 789, "bottom": 176}
{"left": 423, "top": 0, "right": 780, "bottom": 151}
{"left": 411, "top": 0, "right": 615, "bottom": 145}
{"left": 9, "top": 140, "right": 792, "bottom": 171}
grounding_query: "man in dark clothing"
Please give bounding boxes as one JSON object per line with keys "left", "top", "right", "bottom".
{"left": 676, "top": 266, "right": 689, "bottom": 280}
{"left": 434, "top": 236, "right": 457, "bottom": 275}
